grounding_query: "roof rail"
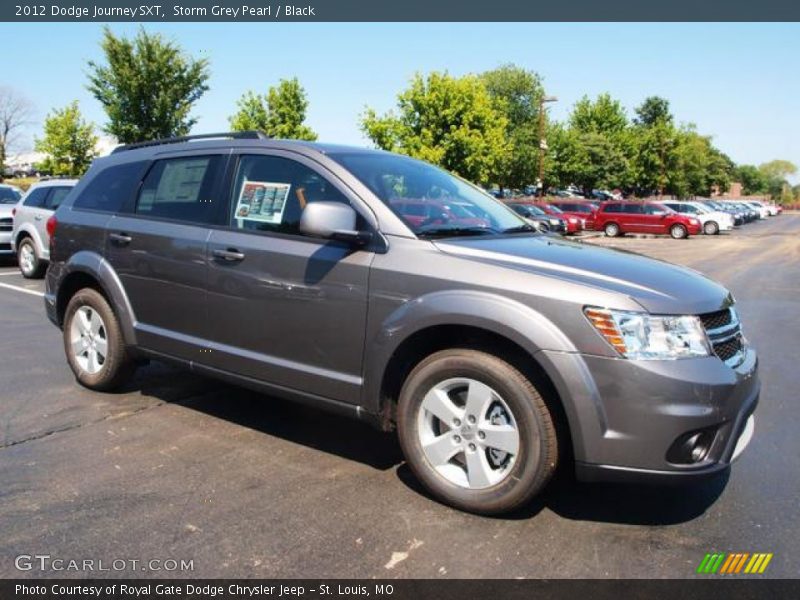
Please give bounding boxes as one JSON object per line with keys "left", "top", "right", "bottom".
{"left": 111, "top": 131, "right": 269, "bottom": 154}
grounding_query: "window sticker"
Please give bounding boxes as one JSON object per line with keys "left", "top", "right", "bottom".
{"left": 234, "top": 180, "right": 291, "bottom": 224}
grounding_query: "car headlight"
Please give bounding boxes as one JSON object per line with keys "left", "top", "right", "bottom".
{"left": 549, "top": 218, "right": 560, "bottom": 225}
{"left": 689, "top": 218, "right": 699, "bottom": 225}
{"left": 584, "top": 307, "right": 711, "bottom": 360}
{"left": 568, "top": 217, "right": 578, "bottom": 224}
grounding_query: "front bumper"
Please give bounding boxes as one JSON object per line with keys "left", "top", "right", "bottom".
{"left": 541, "top": 345, "right": 759, "bottom": 484}
{"left": 0, "top": 231, "right": 12, "bottom": 254}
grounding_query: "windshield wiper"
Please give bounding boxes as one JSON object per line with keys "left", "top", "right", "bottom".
{"left": 501, "top": 224, "right": 538, "bottom": 234}
{"left": 416, "top": 226, "right": 498, "bottom": 238}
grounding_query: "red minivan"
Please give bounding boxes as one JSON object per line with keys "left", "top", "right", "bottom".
{"left": 531, "top": 202, "right": 583, "bottom": 234}
{"left": 594, "top": 201, "right": 702, "bottom": 239}
{"left": 548, "top": 200, "right": 600, "bottom": 231}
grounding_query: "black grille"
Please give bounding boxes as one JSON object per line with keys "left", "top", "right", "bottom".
{"left": 699, "top": 308, "right": 732, "bottom": 331}
{"left": 0, "top": 243, "right": 10, "bottom": 251}
{"left": 713, "top": 335, "right": 743, "bottom": 362}
{"left": 0, "top": 217, "right": 11, "bottom": 232}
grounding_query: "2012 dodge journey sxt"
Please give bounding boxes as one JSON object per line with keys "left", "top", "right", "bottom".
{"left": 44, "top": 132, "right": 759, "bottom": 514}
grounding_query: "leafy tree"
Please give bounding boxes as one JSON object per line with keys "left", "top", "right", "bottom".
{"left": 34, "top": 101, "right": 98, "bottom": 177}
{"left": 630, "top": 121, "right": 679, "bottom": 196}
{"left": 735, "top": 164, "right": 769, "bottom": 195}
{"left": 361, "top": 72, "right": 510, "bottom": 184}
{"left": 480, "top": 64, "right": 545, "bottom": 189}
{"left": 86, "top": 27, "right": 210, "bottom": 143}
{"left": 570, "top": 93, "right": 628, "bottom": 136}
{"left": 230, "top": 78, "right": 317, "bottom": 140}
{"left": 669, "top": 128, "right": 734, "bottom": 198}
{"left": 0, "top": 86, "right": 33, "bottom": 173}
{"left": 634, "top": 96, "right": 673, "bottom": 127}
{"left": 758, "top": 160, "right": 798, "bottom": 200}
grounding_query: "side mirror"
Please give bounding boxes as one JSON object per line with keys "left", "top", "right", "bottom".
{"left": 299, "top": 201, "right": 371, "bottom": 245}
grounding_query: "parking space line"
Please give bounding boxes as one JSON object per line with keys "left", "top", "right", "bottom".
{"left": 0, "top": 281, "right": 44, "bottom": 297}
{"left": 0, "top": 271, "right": 22, "bottom": 276}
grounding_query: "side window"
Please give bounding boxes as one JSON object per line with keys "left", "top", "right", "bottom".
{"left": 644, "top": 204, "right": 663, "bottom": 215}
{"left": 621, "top": 204, "right": 642, "bottom": 214}
{"left": 603, "top": 203, "right": 620, "bottom": 213}
{"left": 46, "top": 187, "right": 73, "bottom": 210}
{"left": 74, "top": 161, "right": 147, "bottom": 213}
{"left": 136, "top": 156, "right": 224, "bottom": 224}
{"left": 230, "top": 155, "right": 350, "bottom": 235}
{"left": 23, "top": 188, "right": 49, "bottom": 208}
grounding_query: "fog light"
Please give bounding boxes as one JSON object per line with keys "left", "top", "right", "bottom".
{"left": 667, "top": 428, "right": 717, "bottom": 465}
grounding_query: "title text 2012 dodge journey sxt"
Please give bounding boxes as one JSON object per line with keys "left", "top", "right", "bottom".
{"left": 45, "top": 132, "right": 759, "bottom": 514}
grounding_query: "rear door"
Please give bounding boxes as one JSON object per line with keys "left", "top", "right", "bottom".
{"left": 104, "top": 152, "right": 229, "bottom": 362}
{"left": 205, "top": 151, "right": 374, "bottom": 404}
{"left": 18, "top": 187, "right": 51, "bottom": 247}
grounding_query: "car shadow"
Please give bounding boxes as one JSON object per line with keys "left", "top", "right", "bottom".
{"left": 127, "top": 361, "right": 729, "bottom": 525}
{"left": 126, "top": 361, "right": 404, "bottom": 472}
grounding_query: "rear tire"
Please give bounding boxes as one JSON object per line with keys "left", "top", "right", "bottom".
{"left": 63, "top": 288, "right": 136, "bottom": 391}
{"left": 703, "top": 221, "right": 719, "bottom": 235}
{"left": 18, "top": 237, "right": 45, "bottom": 279}
{"left": 397, "top": 349, "right": 558, "bottom": 515}
{"left": 604, "top": 222, "right": 620, "bottom": 237}
{"left": 670, "top": 224, "right": 688, "bottom": 239}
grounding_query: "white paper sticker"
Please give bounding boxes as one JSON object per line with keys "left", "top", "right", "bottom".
{"left": 234, "top": 180, "right": 292, "bottom": 225}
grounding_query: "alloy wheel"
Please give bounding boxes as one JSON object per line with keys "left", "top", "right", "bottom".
{"left": 69, "top": 306, "right": 108, "bottom": 375}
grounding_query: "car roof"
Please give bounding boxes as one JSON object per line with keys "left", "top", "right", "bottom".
{"left": 27, "top": 179, "right": 79, "bottom": 188}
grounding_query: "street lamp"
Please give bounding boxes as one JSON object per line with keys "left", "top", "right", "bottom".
{"left": 538, "top": 95, "right": 558, "bottom": 198}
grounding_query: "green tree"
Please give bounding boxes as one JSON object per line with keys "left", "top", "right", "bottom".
{"left": 86, "top": 27, "right": 210, "bottom": 143}
{"left": 735, "top": 164, "right": 768, "bottom": 195}
{"left": 361, "top": 72, "right": 510, "bottom": 184}
{"left": 228, "top": 78, "right": 317, "bottom": 141}
{"left": 229, "top": 78, "right": 317, "bottom": 140}
{"left": 633, "top": 96, "right": 673, "bottom": 127}
{"left": 34, "top": 101, "right": 98, "bottom": 177}
{"left": 758, "top": 160, "right": 798, "bottom": 201}
{"left": 670, "top": 127, "right": 733, "bottom": 198}
{"left": 480, "top": 64, "right": 545, "bottom": 189}
{"left": 570, "top": 93, "right": 628, "bottom": 136}
{"left": 630, "top": 120, "right": 679, "bottom": 196}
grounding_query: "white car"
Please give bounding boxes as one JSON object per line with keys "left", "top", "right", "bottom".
{"left": 11, "top": 179, "right": 78, "bottom": 277}
{"left": 0, "top": 184, "right": 23, "bottom": 256}
{"left": 662, "top": 201, "right": 734, "bottom": 235}
{"left": 745, "top": 200, "right": 776, "bottom": 217}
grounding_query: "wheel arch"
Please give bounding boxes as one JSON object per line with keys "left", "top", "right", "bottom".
{"left": 55, "top": 251, "right": 138, "bottom": 346}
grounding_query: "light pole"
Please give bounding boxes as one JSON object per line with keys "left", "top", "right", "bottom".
{"left": 538, "top": 95, "right": 558, "bottom": 198}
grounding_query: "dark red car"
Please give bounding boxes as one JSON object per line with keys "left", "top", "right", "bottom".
{"left": 594, "top": 201, "right": 703, "bottom": 239}
{"left": 547, "top": 200, "right": 600, "bottom": 231}
{"left": 389, "top": 198, "right": 489, "bottom": 229}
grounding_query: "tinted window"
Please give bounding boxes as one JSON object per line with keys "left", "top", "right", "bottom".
{"left": 23, "top": 187, "right": 49, "bottom": 208}
{"left": 230, "top": 155, "right": 350, "bottom": 236}
{"left": 0, "top": 187, "right": 20, "bottom": 204}
{"left": 644, "top": 204, "right": 669, "bottom": 215}
{"left": 602, "top": 203, "right": 621, "bottom": 213}
{"left": 618, "top": 204, "right": 642, "bottom": 214}
{"left": 137, "top": 156, "right": 224, "bottom": 224}
{"left": 74, "top": 161, "right": 147, "bottom": 213}
{"left": 46, "top": 186, "right": 73, "bottom": 210}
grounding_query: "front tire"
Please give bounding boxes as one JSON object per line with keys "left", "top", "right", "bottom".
{"left": 397, "top": 349, "right": 558, "bottom": 515}
{"left": 604, "top": 222, "right": 620, "bottom": 237}
{"left": 18, "top": 237, "right": 45, "bottom": 279}
{"left": 670, "top": 224, "right": 688, "bottom": 239}
{"left": 63, "top": 288, "right": 135, "bottom": 391}
{"left": 703, "top": 221, "right": 719, "bottom": 235}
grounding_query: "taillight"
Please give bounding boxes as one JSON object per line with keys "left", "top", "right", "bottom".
{"left": 46, "top": 214, "right": 57, "bottom": 241}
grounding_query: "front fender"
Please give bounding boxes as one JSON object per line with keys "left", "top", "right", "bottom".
{"left": 361, "top": 289, "right": 577, "bottom": 415}
{"left": 58, "top": 250, "right": 138, "bottom": 346}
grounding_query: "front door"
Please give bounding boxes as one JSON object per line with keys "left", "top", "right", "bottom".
{"left": 205, "top": 153, "right": 373, "bottom": 404}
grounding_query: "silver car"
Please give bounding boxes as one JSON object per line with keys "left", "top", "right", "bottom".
{"left": 0, "top": 183, "right": 23, "bottom": 256}
{"left": 11, "top": 179, "right": 77, "bottom": 278}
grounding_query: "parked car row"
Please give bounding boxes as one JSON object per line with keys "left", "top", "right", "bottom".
{"left": 504, "top": 197, "right": 782, "bottom": 240}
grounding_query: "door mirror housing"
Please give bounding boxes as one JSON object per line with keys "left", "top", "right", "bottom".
{"left": 299, "top": 201, "right": 372, "bottom": 245}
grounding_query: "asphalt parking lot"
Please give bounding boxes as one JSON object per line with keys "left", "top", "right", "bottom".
{"left": 1, "top": 214, "right": 798, "bottom": 579}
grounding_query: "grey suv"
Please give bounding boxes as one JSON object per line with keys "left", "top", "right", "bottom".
{"left": 45, "top": 132, "right": 759, "bottom": 514}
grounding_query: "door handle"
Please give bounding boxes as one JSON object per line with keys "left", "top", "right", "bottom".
{"left": 212, "top": 248, "right": 245, "bottom": 262}
{"left": 34, "top": 215, "right": 43, "bottom": 221}
{"left": 109, "top": 232, "right": 133, "bottom": 246}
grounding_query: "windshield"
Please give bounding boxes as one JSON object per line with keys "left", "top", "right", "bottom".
{"left": 543, "top": 204, "right": 563, "bottom": 214}
{"left": 0, "top": 187, "right": 21, "bottom": 204}
{"left": 328, "top": 152, "right": 526, "bottom": 236}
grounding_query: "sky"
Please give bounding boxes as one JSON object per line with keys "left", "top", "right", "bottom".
{"left": 2, "top": 22, "right": 798, "bottom": 182}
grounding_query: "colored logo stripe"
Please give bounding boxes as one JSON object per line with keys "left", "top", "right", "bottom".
{"left": 698, "top": 552, "right": 773, "bottom": 574}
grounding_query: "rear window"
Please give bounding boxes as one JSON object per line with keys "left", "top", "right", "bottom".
{"left": 73, "top": 161, "right": 147, "bottom": 213}
{"left": 47, "top": 186, "right": 74, "bottom": 210}
{"left": 23, "top": 187, "right": 49, "bottom": 208}
{"left": 0, "top": 187, "right": 20, "bottom": 204}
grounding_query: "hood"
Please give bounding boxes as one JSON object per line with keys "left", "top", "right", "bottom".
{"left": 434, "top": 235, "right": 732, "bottom": 315}
{"left": 0, "top": 204, "right": 15, "bottom": 217}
